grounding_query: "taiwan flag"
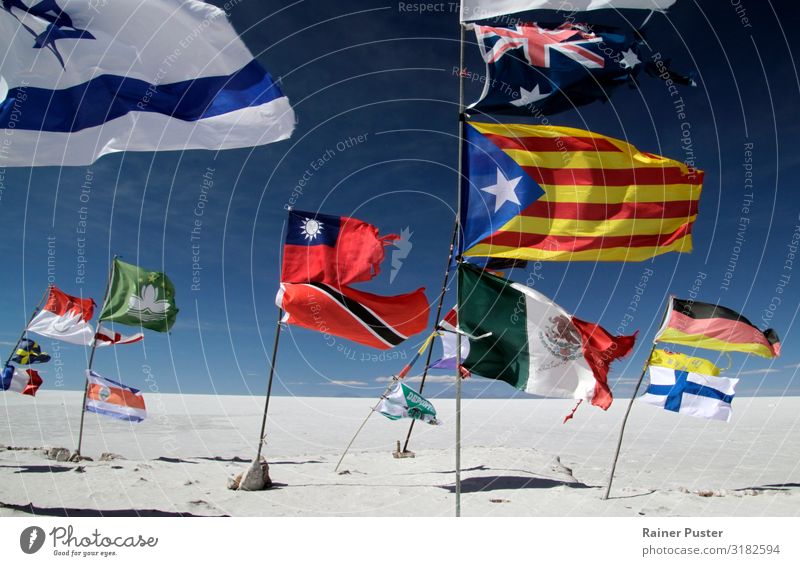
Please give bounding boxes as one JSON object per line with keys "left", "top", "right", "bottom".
{"left": 281, "top": 210, "right": 399, "bottom": 286}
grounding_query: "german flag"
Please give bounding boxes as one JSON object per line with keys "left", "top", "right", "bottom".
{"left": 655, "top": 298, "right": 780, "bottom": 359}
{"left": 461, "top": 122, "right": 703, "bottom": 261}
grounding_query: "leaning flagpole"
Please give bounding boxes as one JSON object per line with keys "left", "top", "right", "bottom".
{"left": 335, "top": 332, "right": 436, "bottom": 472}
{"left": 400, "top": 218, "right": 458, "bottom": 454}
{"left": 252, "top": 209, "right": 293, "bottom": 466}
{"left": 255, "top": 308, "right": 284, "bottom": 463}
{"left": 453, "top": 13, "right": 467, "bottom": 518}
{"left": 3, "top": 284, "right": 51, "bottom": 369}
{"left": 75, "top": 255, "right": 117, "bottom": 457}
{"left": 602, "top": 295, "right": 672, "bottom": 500}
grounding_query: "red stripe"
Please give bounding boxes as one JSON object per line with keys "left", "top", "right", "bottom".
{"left": 522, "top": 165, "right": 702, "bottom": 186}
{"left": 667, "top": 310, "right": 774, "bottom": 350}
{"left": 521, "top": 200, "right": 699, "bottom": 221}
{"left": 88, "top": 384, "right": 145, "bottom": 410}
{"left": 483, "top": 133, "right": 622, "bottom": 153}
{"left": 481, "top": 223, "right": 693, "bottom": 251}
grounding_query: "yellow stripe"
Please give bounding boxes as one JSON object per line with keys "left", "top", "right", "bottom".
{"left": 505, "top": 148, "right": 691, "bottom": 172}
{"left": 655, "top": 329, "right": 775, "bottom": 359}
{"left": 469, "top": 121, "right": 695, "bottom": 173}
{"left": 417, "top": 331, "right": 438, "bottom": 356}
{"left": 471, "top": 121, "right": 620, "bottom": 142}
{"left": 649, "top": 349, "right": 721, "bottom": 376}
{"left": 499, "top": 215, "right": 697, "bottom": 237}
{"left": 537, "top": 184, "right": 702, "bottom": 204}
{"left": 463, "top": 235, "right": 693, "bottom": 261}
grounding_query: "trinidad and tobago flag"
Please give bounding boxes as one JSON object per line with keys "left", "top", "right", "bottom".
{"left": 276, "top": 283, "right": 429, "bottom": 350}
{"left": 282, "top": 210, "right": 398, "bottom": 286}
{"left": 655, "top": 298, "right": 780, "bottom": 359}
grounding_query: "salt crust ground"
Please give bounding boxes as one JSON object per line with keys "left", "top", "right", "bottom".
{"left": 1, "top": 392, "right": 798, "bottom": 517}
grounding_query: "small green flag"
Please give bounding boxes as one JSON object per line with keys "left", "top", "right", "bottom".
{"left": 99, "top": 259, "right": 178, "bottom": 332}
{"left": 377, "top": 381, "right": 439, "bottom": 425}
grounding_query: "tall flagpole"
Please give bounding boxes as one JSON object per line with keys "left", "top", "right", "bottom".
{"left": 400, "top": 219, "right": 458, "bottom": 454}
{"left": 75, "top": 256, "right": 117, "bottom": 457}
{"left": 253, "top": 209, "right": 295, "bottom": 465}
{"left": 255, "top": 309, "right": 284, "bottom": 463}
{"left": 3, "top": 285, "right": 52, "bottom": 369}
{"left": 602, "top": 295, "right": 672, "bottom": 500}
{"left": 454, "top": 15, "right": 467, "bottom": 517}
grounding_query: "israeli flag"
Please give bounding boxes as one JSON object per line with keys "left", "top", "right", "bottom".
{"left": 641, "top": 366, "right": 738, "bottom": 422}
{"left": 0, "top": 1, "right": 295, "bottom": 166}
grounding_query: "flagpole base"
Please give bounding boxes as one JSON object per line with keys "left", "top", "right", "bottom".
{"left": 392, "top": 440, "right": 415, "bottom": 459}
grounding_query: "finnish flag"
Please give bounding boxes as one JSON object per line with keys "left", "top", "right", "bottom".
{"left": 0, "top": 0, "right": 295, "bottom": 166}
{"left": 641, "top": 366, "right": 738, "bottom": 422}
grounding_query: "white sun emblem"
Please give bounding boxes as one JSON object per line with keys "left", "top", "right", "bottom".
{"left": 301, "top": 218, "right": 324, "bottom": 241}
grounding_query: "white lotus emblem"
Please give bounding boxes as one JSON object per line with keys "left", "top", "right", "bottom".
{"left": 127, "top": 285, "right": 171, "bottom": 321}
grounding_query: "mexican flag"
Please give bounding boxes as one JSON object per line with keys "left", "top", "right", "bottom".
{"left": 99, "top": 259, "right": 178, "bottom": 332}
{"left": 457, "top": 264, "right": 637, "bottom": 409}
{"left": 377, "top": 381, "right": 439, "bottom": 425}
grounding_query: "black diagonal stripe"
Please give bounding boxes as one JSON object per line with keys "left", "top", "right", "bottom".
{"left": 309, "top": 283, "right": 405, "bottom": 347}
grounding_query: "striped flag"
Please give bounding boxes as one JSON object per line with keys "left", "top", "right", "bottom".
{"left": 276, "top": 283, "right": 429, "bottom": 350}
{"left": 641, "top": 366, "right": 737, "bottom": 422}
{"left": 655, "top": 298, "right": 780, "bottom": 359}
{"left": 85, "top": 370, "right": 146, "bottom": 422}
{"left": 94, "top": 327, "right": 144, "bottom": 348}
{"left": 461, "top": 1, "right": 676, "bottom": 21}
{"left": 461, "top": 122, "right": 703, "bottom": 261}
{"left": 1, "top": 0, "right": 294, "bottom": 166}
{"left": 1, "top": 365, "right": 42, "bottom": 396}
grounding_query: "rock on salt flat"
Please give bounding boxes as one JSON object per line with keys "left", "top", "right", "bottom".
{"left": 1, "top": 391, "right": 798, "bottom": 517}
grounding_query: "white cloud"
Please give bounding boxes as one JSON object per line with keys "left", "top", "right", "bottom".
{"left": 734, "top": 368, "right": 781, "bottom": 376}
{"left": 374, "top": 375, "right": 455, "bottom": 384}
{"left": 325, "top": 380, "right": 368, "bottom": 386}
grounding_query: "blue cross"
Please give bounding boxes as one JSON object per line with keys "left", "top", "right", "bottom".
{"left": 646, "top": 370, "right": 734, "bottom": 413}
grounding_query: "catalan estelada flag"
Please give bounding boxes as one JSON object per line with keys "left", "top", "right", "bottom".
{"left": 655, "top": 298, "right": 780, "bottom": 359}
{"left": 460, "top": 122, "right": 703, "bottom": 261}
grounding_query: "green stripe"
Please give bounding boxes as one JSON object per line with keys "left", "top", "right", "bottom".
{"left": 457, "top": 264, "right": 530, "bottom": 390}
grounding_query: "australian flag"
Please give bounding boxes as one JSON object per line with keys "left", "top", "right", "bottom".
{"left": 469, "top": 22, "right": 645, "bottom": 116}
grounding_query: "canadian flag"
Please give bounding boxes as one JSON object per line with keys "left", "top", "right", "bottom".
{"left": 94, "top": 327, "right": 144, "bottom": 348}
{"left": 27, "top": 286, "right": 95, "bottom": 345}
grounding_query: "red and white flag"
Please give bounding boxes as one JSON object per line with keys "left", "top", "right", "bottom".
{"left": 94, "top": 327, "right": 144, "bottom": 348}
{"left": 1, "top": 365, "right": 43, "bottom": 396}
{"left": 27, "top": 286, "right": 95, "bottom": 345}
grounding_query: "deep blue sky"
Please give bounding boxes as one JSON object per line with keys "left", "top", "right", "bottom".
{"left": 0, "top": 0, "right": 798, "bottom": 401}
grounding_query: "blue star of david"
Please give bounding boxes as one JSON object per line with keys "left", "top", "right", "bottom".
{"left": 3, "top": 0, "right": 95, "bottom": 68}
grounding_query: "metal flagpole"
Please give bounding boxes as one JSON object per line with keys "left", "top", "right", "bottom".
{"left": 453, "top": 15, "right": 467, "bottom": 517}
{"left": 255, "top": 308, "right": 284, "bottom": 463}
{"left": 602, "top": 295, "right": 672, "bottom": 500}
{"left": 336, "top": 332, "right": 435, "bottom": 471}
{"left": 253, "top": 208, "right": 296, "bottom": 463}
{"left": 334, "top": 378, "right": 398, "bottom": 473}
{"left": 3, "top": 285, "right": 52, "bottom": 369}
{"left": 400, "top": 219, "right": 458, "bottom": 454}
{"left": 75, "top": 256, "right": 117, "bottom": 457}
